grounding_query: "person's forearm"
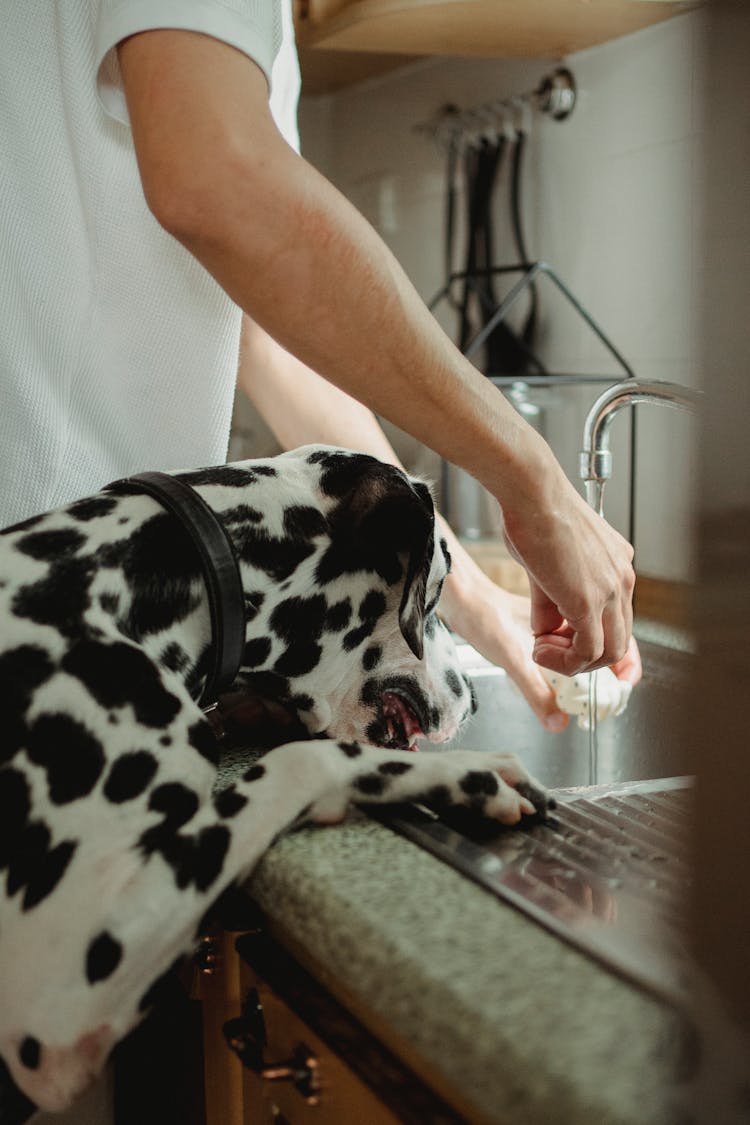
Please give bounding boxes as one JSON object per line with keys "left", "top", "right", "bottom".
{"left": 238, "top": 317, "right": 401, "bottom": 463}
{"left": 120, "top": 33, "right": 555, "bottom": 515}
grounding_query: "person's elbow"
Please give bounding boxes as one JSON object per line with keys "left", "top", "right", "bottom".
{"left": 138, "top": 142, "right": 237, "bottom": 248}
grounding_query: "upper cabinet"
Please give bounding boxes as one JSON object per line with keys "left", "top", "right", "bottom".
{"left": 295, "top": 0, "right": 698, "bottom": 92}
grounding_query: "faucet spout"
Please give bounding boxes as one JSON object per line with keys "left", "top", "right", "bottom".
{"left": 579, "top": 379, "right": 701, "bottom": 515}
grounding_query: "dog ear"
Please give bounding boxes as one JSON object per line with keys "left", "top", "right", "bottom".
{"left": 318, "top": 455, "right": 435, "bottom": 659}
{"left": 396, "top": 480, "right": 435, "bottom": 661}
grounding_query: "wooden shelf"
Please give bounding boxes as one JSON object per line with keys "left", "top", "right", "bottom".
{"left": 296, "top": 0, "right": 696, "bottom": 65}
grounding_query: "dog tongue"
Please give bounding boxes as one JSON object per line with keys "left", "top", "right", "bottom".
{"left": 382, "top": 691, "right": 422, "bottom": 748}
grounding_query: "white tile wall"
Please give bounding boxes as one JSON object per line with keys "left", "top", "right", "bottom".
{"left": 294, "top": 9, "right": 707, "bottom": 581}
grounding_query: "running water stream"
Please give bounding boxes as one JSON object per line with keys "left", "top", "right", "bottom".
{"left": 587, "top": 669, "right": 598, "bottom": 784}
{"left": 584, "top": 478, "right": 605, "bottom": 785}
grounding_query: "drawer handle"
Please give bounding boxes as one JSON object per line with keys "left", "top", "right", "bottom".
{"left": 223, "top": 992, "right": 321, "bottom": 1105}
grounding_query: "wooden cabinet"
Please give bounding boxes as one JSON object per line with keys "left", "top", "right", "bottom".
{"left": 196, "top": 927, "right": 469, "bottom": 1125}
{"left": 296, "top": 0, "right": 698, "bottom": 92}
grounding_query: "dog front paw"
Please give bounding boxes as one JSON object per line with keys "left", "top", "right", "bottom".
{"left": 437, "top": 751, "right": 553, "bottom": 826}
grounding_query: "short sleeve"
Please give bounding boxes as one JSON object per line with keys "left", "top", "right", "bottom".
{"left": 95, "top": 0, "right": 284, "bottom": 128}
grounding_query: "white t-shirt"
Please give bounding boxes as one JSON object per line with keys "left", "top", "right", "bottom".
{"left": 0, "top": 0, "right": 300, "bottom": 528}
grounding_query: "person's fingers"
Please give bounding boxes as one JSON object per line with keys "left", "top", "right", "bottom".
{"left": 529, "top": 580, "right": 565, "bottom": 639}
{"left": 610, "top": 636, "right": 643, "bottom": 685}
{"left": 504, "top": 657, "right": 570, "bottom": 732}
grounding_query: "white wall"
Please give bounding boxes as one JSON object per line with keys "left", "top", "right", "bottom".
{"left": 292, "top": 10, "right": 705, "bottom": 582}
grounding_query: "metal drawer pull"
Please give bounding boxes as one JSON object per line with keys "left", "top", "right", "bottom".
{"left": 223, "top": 990, "right": 322, "bottom": 1105}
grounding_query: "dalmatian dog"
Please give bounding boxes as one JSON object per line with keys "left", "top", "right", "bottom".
{"left": 0, "top": 445, "right": 550, "bottom": 1114}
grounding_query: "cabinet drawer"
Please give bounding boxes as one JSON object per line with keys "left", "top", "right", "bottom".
{"left": 200, "top": 927, "right": 467, "bottom": 1125}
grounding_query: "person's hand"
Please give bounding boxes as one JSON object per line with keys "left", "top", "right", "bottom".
{"left": 439, "top": 535, "right": 643, "bottom": 731}
{"left": 499, "top": 463, "right": 636, "bottom": 677}
{"left": 609, "top": 635, "right": 643, "bottom": 686}
{"left": 440, "top": 559, "right": 571, "bottom": 732}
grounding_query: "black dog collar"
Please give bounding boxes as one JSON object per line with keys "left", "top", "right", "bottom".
{"left": 105, "top": 471, "right": 245, "bottom": 710}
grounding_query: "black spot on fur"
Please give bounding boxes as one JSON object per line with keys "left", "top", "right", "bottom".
{"left": 19, "top": 1037, "right": 40, "bottom": 1070}
{"left": 219, "top": 504, "right": 263, "bottom": 525}
{"left": 22, "top": 838, "right": 77, "bottom": 911}
{"left": 460, "top": 771, "right": 499, "bottom": 798}
{"left": 274, "top": 643, "right": 322, "bottom": 677}
{"left": 0, "top": 645, "right": 54, "bottom": 766}
{"left": 214, "top": 786, "right": 248, "bottom": 818}
{"left": 149, "top": 783, "right": 199, "bottom": 828}
{"left": 63, "top": 639, "right": 181, "bottom": 728}
{"left": 98, "top": 512, "right": 201, "bottom": 639}
{"left": 343, "top": 620, "right": 375, "bottom": 652}
{"left": 12, "top": 556, "right": 95, "bottom": 635}
{"left": 362, "top": 645, "right": 382, "bottom": 671}
{"left": 290, "top": 693, "right": 315, "bottom": 712}
{"left": 86, "top": 932, "right": 123, "bottom": 984}
{"left": 242, "top": 636, "right": 272, "bottom": 668}
{"left": 282, "top": 505, "right": 328, "bottom": 539}
{"left": 0, "top": 768, "right": 31, "bottom": 870}
{"left": 338, "top": 741, "right": 362, "bottom": 757}
{"left": 5, "top": 816, "right": 77, "bottom": 911}
{"left": 137, "top": 816, "right": 230, "bottom": 891}
{"left": 415, "top": 784, "right": 452, "bottom": 809}
{"left": 243, "top": 764, "right": 266, "bottom": 782}
{"left": 233, "top": 528, "right": 315, "bottom": 582}
{"left": 16, "top": 528, "right": 86, "bottom": 561}
{"left": 445, "top": 669, "right": 464, "bottom": 697}
{"left": 354, "top": 773, "right": 388, "bottom": 796}
{"left": 68, "top": 495, "right": 119, "bottom": 521}
{"left": 103, "top": 751, "right": 158, "bottom": 803}
{"left": 270, "top": 595, "right": 327, "bottom": 644}
{"left": 177, "top": 466, "right": 259, "bottom": 487}
{"left": 324, "top": 598, "right": 352, "bottom": 632}
{"left": 313, "top": 456, "right": 428, "bottom": 589}
{"left": 313, "top": 451, "right": 376, "bottom": 497}
{"left": 378, "top": 760, "right": 413, "bottom": 775}
{"left": 160, "top": 641, "right": 191, "bottom": 673}
{"left": 240, "top": 671, "right": 290, "bottom": 704}
{"left": 178, "top": 827, "right": 231, "bottom": 891}
{"left": 26, "top": 712, "right": 105, "bottom": 804}
{"left": 424, "top": 615, "right": 436, "bottom": 640}
{"left": 359, "top": 590, "right": 386, "bottom": 621}
{"left": 254, "top": 465, "right": 277, "bottom": 477}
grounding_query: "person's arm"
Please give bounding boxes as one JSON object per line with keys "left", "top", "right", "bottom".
{"left": 118, "top": 29, "right": 635, "bottom": 676}
{"left": 238, "top": 316, "right": 576, "bottom": 729}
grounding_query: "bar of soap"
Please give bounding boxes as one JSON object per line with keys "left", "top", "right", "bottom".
{"left": 540, "top": 666, "right": 632, "bottom": 730}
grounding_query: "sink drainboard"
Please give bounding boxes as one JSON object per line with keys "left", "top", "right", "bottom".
{"left": 376, "top": 776, "right": 694, "bottom": 1007}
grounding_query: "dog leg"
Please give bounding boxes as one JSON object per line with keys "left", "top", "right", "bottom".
{"left": 216, "top": 740, "right": 550, "bottom": 871}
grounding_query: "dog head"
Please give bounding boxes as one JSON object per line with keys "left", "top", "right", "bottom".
{"left": 217, "top": 446, "right": 477, "bottom": 749}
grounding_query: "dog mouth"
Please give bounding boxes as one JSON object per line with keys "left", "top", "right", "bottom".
{"left": 379, "top": 690, "right": 424, "bottom": 751}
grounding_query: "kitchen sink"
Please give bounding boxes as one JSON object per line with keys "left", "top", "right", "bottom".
{"left": 377, "top": 631, "right": 696, "bottom": 1005}
{"left": 442, "top": 633, "right": 693, "bottom": 789}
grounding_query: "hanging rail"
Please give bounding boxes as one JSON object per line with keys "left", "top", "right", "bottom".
{"left": 414, "top": 66, "right": 576, "bottom": 151}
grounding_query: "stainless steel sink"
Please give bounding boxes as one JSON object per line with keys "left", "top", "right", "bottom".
{"left": 441, "top": 634, "right": 693, "bottom": 789}
{"left": 380, "top": 632, "right": 696, "bottom": 1005}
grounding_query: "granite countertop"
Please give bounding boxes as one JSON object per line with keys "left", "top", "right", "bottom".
{"left": 220, "top": 769, "right": 681, "bottom": 1125}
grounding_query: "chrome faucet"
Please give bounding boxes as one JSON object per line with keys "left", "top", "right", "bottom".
{"left": 579, "top": 379, "right": 702, "bottom": 515}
